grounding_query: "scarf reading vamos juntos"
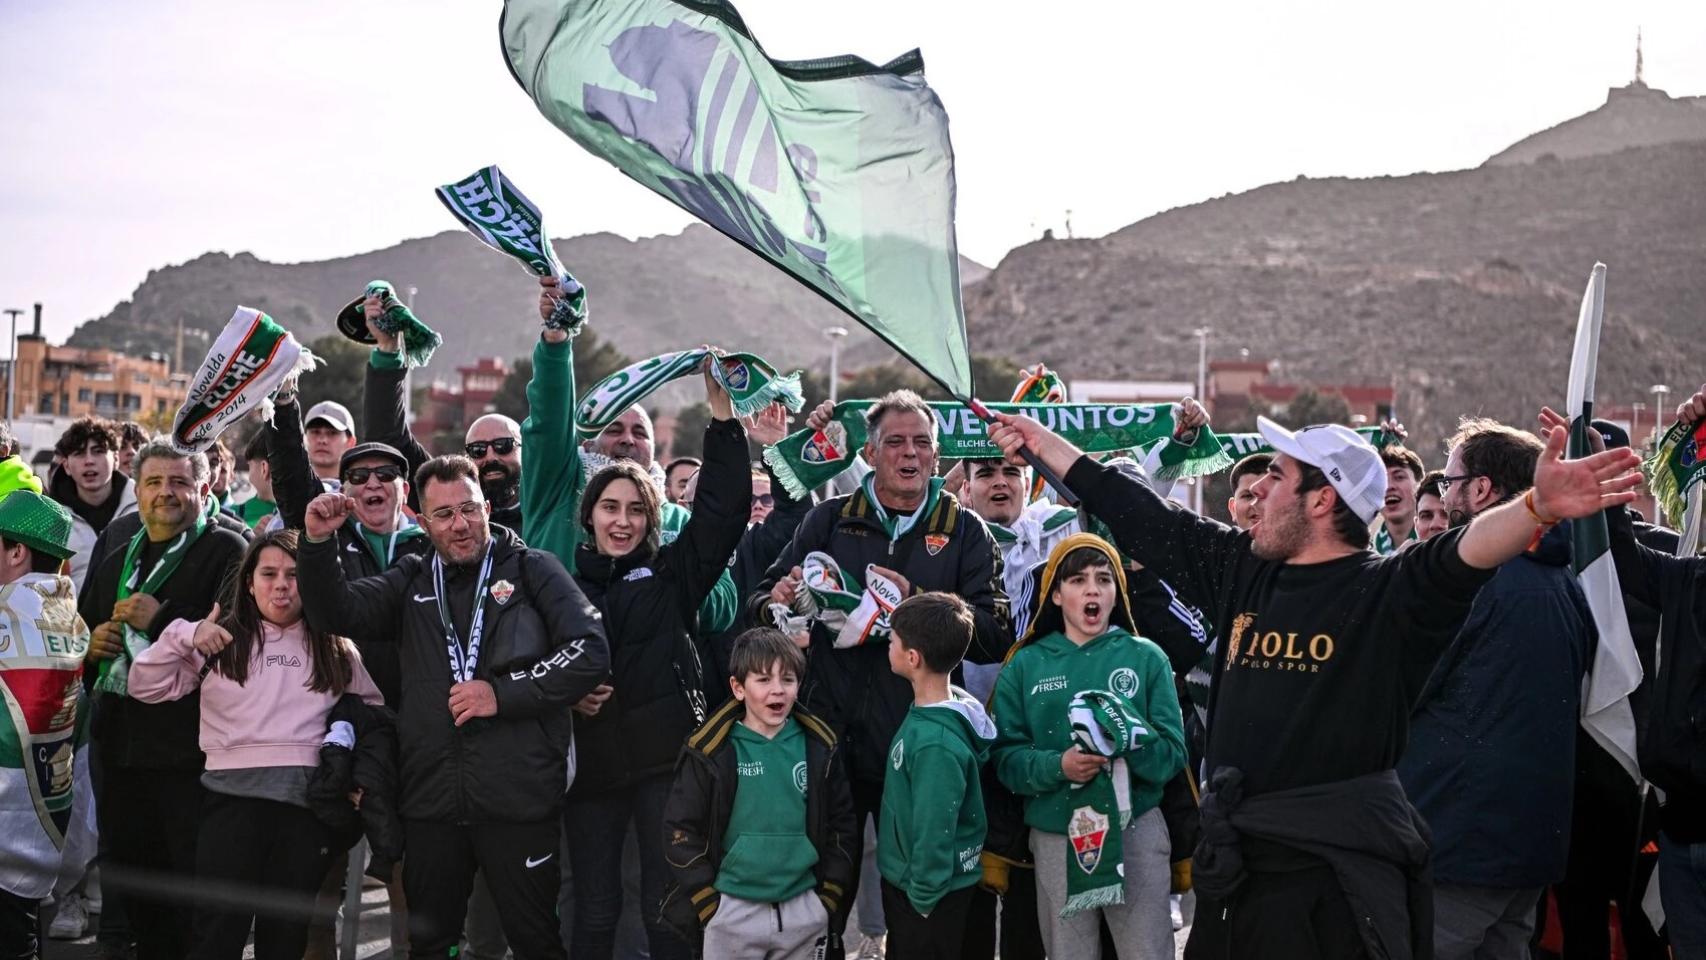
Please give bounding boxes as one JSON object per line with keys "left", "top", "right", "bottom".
{"left": 1063, "top": 689, "right": 1152, "bottom": 917}
{"left": 169, "top": 308, "right": 319, "bottom": 454}
{"left": 437, "top": 165, "right": 587, "bottom": 331}
{"left": 764, "top": 401, "right": 1232, "bottom": 499}
{"left": 575, "top": 350, "right": 804, "bottom": 434}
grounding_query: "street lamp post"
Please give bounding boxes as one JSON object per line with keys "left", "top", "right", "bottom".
{"left": 1192, "top": 327, "right": 1211, "bottom": 514}
{"left": 2, "top": 308, "right": 21, "bottom": 423}
{"left": 824, "top": 326, "right": 848, "bottom": 405}
{"left": 1650, "top": 384, "right": 1671, "bottom": 441}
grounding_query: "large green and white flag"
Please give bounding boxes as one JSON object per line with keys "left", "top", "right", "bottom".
{"left": 1566, "top": 263, "right": 1643, "bottom": 783}
{"left": 499, "top": 0, "right": 973, "bottom": 396}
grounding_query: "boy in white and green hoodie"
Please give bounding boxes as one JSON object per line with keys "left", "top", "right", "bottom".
{"left": 992, "top": 533, "right": 1187, "bottom": 959}
{"left": 877, "top": 592, "right": 997, "bottom": 959}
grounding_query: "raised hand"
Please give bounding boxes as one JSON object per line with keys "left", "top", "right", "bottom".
{"left": 988, "top": 412, "right": 1048, "bottom": 467}
{"left": 743, "top": 403, "right": 790, "bottom": 447}
{"left": 805, "top": 400, "right": 834, "bottom": 432}
{"left": 700, "top": 346, "right": 734, "bottom": 421}
{"left": 1537, "top": 407, "right": 1604, "bottom": 454}
{"left": 364, "top": 295, "right": 399, "bottom": 353}
{"left": 305, "top": 493, "right": 356, "bottom": 541}
{"left": 538, "top": 276, "right": 568, "bottom": 344}
{"left": 1678, "top": 384, "right": 1706, "bottom": 425}
{"left": 1174, "top": 397, "right": 1209, "bottom": 441}
{"left": 769, "top": 566, "right": 804, "bottom": 607}
{"left": 1531, "top": 423, "right": 1642, "bottom": 522}
{"left": 191, "top": 603, "right": 234, "bottom": 657}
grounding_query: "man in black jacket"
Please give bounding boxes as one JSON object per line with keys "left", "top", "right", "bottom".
{"left": 81, "top": 440, "right": 248, "bottom": 960}
{"left": 299, "top": 455, "right": 610, "bottom": 960}
{"left": 985, "top": 401, "right": 1643, "bottom": 960}
{"left": 749, "top": 389, "right": 1011, "bottom": 933}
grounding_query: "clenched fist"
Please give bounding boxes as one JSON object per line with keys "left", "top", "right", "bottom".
{"left": 305, "top": 493, "right": 356, "bottom": 542}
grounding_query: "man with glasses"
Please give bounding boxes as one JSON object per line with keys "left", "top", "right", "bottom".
{"left": 298, "top": 455, "right": 609, "bottom": 960}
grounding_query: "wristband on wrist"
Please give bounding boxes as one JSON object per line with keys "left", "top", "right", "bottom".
{"left": 1523, "top": 490, "right": 1558, "bottom": 527}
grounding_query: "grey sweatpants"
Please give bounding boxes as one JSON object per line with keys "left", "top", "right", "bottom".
{"left": 1031, "top": 806, "right": 1173, "bottom": 959}
{"left": 1433, "top": 883, "right": 1542, "bottom": 960}
{"left": 703, "top": 889, "right": 828, "bottom": 960}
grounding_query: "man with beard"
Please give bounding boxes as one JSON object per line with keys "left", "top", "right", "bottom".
{"left": 663, "top": 457, "right": 700, "bottom": 505}
{"left": 81, "top": 441, "right": 248, "bottom": 960}
{"left": 465, "top": 415, "right": 524, "bottom": 531}
{"left": 1397, "top": 419, "right": 1592, "bottom": 960}
{"left": 49, "top": 417, "right": 136, "bottom": 589}
{"left": 298, "top": 456, "right": 609, "bottom": 960}
{"left": 1373, "top": 445, "right": 1425, "bottom": 555}
{"left": 750, "top": 389, "right": 1012, "bottom": 947}
{"left": 984, "top": 404, "right": 1642, "bottom": 960}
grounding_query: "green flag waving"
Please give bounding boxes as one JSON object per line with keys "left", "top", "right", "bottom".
{"left": 499, "top": 0, "right": 973, "bottom": 396}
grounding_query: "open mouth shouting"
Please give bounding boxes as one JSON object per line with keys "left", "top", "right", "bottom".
{"left": 361, "top": 491, "right": 389, "bottom": 510}
{"left": 754, "top": 695, "right": 790, "bottom": 725}
{"left": 1079, "top": 600, "right": 1104, "bottom": 629}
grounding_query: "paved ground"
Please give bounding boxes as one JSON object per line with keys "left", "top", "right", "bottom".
{"left": 44, "top": 889, "right": 1196, "bottom": 959}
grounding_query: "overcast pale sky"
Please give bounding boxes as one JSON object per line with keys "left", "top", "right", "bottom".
{"left": 3, "top": 0, "right": 1703, "bottom": 345}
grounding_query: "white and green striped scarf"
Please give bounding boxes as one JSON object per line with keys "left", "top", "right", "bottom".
{"left": 576, "top": 349, "right": 804, "bottom": 435}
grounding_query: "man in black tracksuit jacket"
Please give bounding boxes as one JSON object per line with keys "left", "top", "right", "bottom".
{"left": 748, "top": 392, "right": 1011, "bottom": 929}
{"left": 297, "top": 456, "right": 609, "bottom": 960}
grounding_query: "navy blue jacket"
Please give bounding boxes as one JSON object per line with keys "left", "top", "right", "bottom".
{"left": 1397, "top": 522, "right": 1593, "bottom": 888}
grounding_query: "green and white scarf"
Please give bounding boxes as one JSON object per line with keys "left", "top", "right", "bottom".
{"left": 575, "top": 349, "right": 804, "bottom": 434}
{"left": 1648, "top": 417, "right": 1706, "bottom": 536}
{"left": 360, "top": 281, "right": 443, "bottom": 368}
{"left": 170, "top": 307, "right": 319, "bottom": 454}
{"left": 768, "top": 550, "right": 904, "bottom": 649}
{"left": 94, "top": 514, "right": 210, "bottom": 696}
{"left": 1373, "top": 522, "right": 1418, "bottom": 557}
{"left": 763, "top": 401, "right": 1232, "bottom": 499}
{"left": 436, "top": 164, "right": 588, "bottom": 331}
{"left": 1063, "top": 688, "right": 1152, "bottom": 917}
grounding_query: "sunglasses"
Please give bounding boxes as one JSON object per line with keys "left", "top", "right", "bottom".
{"left": 752, "top": 494, "right": 775, "bottom": 508}
{"left": 464, "top": 438, "right": 520, "bottom": 459}
{"left": 345, "top": 466, "right": 402, "bottom": 486}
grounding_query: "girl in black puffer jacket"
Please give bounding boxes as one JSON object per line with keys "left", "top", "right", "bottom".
{"left": 565, "top": 361, "right": 751, "bottom": 960}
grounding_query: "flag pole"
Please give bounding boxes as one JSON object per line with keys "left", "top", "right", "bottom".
{"left": 963, "top": 395, "right": 1079, "bottom": 507}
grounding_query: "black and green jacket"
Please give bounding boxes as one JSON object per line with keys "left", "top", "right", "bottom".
{"left": 661, "top": 700, "right": 857, "bottom": 942}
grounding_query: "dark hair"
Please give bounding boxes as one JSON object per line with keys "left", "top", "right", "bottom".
{"left": 1055, "top": 544, "right": 1115, "bottom": 583}
{"left": 1417, "top": 470, "right": 1445, "bottom": 501}
{"left": 664, "top": 456, "right": 701, "bottom": 478}
{"left": 1379, "top": 444, "right": 1425, "bottom": 481}
{"left": 1446, "top": 418, "right": 1542, "bottom": 500}
{"left": 1229, "top": 453, "right": 1272, "bottom": 488}
{"left": 210, "top": 529, "right": 354, "bottom": 695}
{"left": 1295, "top": 464, "right": 1372, "bottom": 549}
{"left": 728, "top": 628, "right": 807, "bottom": 683}
{"left": 0, "top": 536, "right": 64, "bottom": 574}
{"left": 241, "top": 427, "right": 271, "bottom": 465}
{"left": 579, "top": 461, "right": 662, "bottom": 556}
{"left": 116, "top": 421, "right": 148, "bottom": 449}
{"left": 133, "top": 438, "right": 209, "bottom": 486}
{"left": 890, "top": 592, "right": 973, "bottom": 674}
{"left": 414, "top": 455, "right": 479, "bottom": 497}
{"left": 54, "top": 417, "right": 120, "bottom": 459}
{"left": 207, "top": 438, "right": 231, "bottom": 470}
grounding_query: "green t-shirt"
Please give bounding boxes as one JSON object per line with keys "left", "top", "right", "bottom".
{"left": 717, "top": 717, "right": 817, "bottom": 902}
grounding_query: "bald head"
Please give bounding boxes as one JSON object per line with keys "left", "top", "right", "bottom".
{"left": 595, "top": 405, "right": 655, "bottom": 469}
{"left": 464, "top": 413, "right": 522, "bottom": 509}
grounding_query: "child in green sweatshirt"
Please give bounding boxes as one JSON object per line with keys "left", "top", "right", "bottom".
{"left": 877, "top": 592, "right": 997, "bottom": 960}
{"left": 992, "top": 534, "right": 1187, "bottom": 959}
{"left": 661, "top": 628, "right": 856, "bottom": 959}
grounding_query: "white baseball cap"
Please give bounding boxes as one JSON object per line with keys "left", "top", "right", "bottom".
{"left": 1255, "top": 416, "right": 1388, "bottom": 524}
{"left": 304, "top": 400, "right": 355, "bottom": 435}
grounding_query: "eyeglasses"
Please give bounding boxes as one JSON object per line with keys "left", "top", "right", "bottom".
{"left": 752, "top": 494, "right": 774, "bottom": 508}
{"left": 424, "top": 500, "right": 487, "bottom": 525}
{"left": 464, "top": 438, "right": 520, "bottom": 459}
{"left": 1437, "top": 474, "right": 1478, "bottom": 494}
{"left": 344, "top": 466, "right": 402, "bottom": 486}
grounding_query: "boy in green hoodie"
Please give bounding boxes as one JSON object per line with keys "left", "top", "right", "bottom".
{"left": 877, "top": 592, "right": 997, "bottom": 959}
{"left": 992, "top": 534, "right": 1187, "bottom": 959}
{"left": 661, "top": 628, "right": 856, "bottom": 959}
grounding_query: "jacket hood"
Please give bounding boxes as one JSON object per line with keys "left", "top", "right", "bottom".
{"left": 683, "top": 697, "right": 837, "bottom": 759}
{"left": 49, "top": 467, "right": 134, "bottom": 522}
{"left": 1013, "top": 532, "right": 1135, "bottom": 654}
{"left": 1525, "top": 520, "right": 1574, "bottom": 568}
{"left": 918, "top": 686, "right": 996, "bottom": 761}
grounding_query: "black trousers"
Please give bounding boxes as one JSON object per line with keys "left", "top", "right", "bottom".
{"left": 834, "top": 777, "right": 885, "bottom": 934}
{"left": 0, "top": 890, "right": 36, "bottom": 960}
{"left": 97, "top": 765, "right": 204, "bottom": 960}
{"left": 402, "top": 818, "right": 565, "bottom": 960}
{"left": 1186, "top": 865, "right": 1367, "bottom": 960}
{"left": 962, "top": 869, "right": 1045, "bottom": 960}
{"left": 188, "top": 792, "right": 334, "bottom": 960}
{"left": 880, "top": 880, "right": 975, "bottom": 959}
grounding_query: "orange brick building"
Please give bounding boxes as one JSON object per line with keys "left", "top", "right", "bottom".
{"left": 0, "top": 327, "right": 188, "bottom": 422}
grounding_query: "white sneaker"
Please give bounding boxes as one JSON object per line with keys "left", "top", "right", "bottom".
{"left": 1169, "top": 893, "right": 1184, "bottom": 931}
{"left": 49, "top": 891, "right": 89, "bottom": 939}
{"left": 855, "top": 933, "right": 886, "bottom": 960}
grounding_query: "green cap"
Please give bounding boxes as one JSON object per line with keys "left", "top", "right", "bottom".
{"left": 0, "top": 490, "right": 75, "bottom": 561}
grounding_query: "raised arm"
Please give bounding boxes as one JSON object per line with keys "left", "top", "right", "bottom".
{"left": 665, "top": 359, "right": 751, "bottom": 614}
{"left": 298, "top": 493, "right": 409, "bottom": 642}
{"left": 520, "top": 276, "right": 585, "bottom": 565}
{"left": 266, "top": 389, "right": 327, "bottom": 531}
{"left": 363, "top": 310, "right": 432, "bottom": 513}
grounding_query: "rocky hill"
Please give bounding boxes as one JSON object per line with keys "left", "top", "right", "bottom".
{"left": 1486, "top": 81, "right": 1706, "bottom": 166}
{"left": 958, "top": 136, "right": 1704, "bottom": 456}
{"left": 68, "top": 226, "right": 989, "bottom": 375}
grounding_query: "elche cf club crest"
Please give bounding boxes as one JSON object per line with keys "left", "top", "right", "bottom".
{"left": 1068, "top": 805, "right": 1110, "bottom": 875}
{"left": 720, "top": 358, "right": 751, "bottom": 391}
{"left": 801, "top": 422, "right": 848, "bottom": 465}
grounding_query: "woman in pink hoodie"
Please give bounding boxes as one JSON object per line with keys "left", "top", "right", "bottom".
{"left": 131, "top": 529, "right": 382, "bottom": 960}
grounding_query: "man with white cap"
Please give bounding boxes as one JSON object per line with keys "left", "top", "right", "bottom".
{"left": 986, "top": 401, "right": 1643, "bottom": 960}
{"left": 303, "top": 400, "right": 358, "bottom": 484}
